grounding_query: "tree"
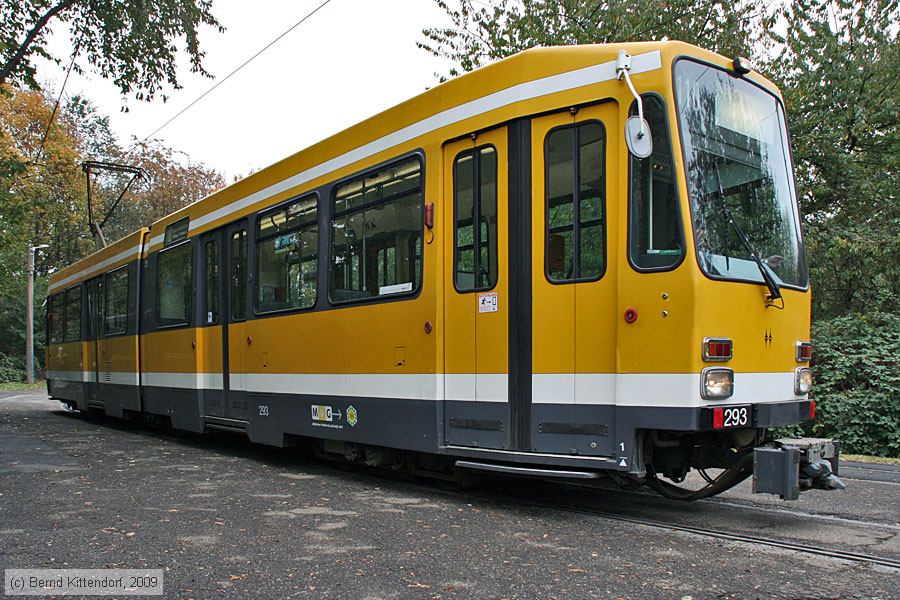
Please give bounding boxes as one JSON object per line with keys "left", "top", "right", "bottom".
{"left": 420, "top": 0, "right": 769, "bottom": 80}
{"left": 59, "top": 94, "right": 226, "bottom": 243}
{"left": 0, "top": 0, "right": 223, "bottom": 102}
{"left": 0, "top": 85, "right": 224, "bottom": 381}
{"left": 764, "top": 0, "right": 899, "bottom": 319}
{"left": 0, "top": 85, "right": 87, "bottom": 381}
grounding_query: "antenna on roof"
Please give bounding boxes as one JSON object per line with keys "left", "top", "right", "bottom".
{"left": 82, "top": 161, "right": 146, "bottom": 248}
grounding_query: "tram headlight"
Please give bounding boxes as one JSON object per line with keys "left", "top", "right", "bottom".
{"left": 795, "top": 367, "right": 813, "bottom": 395}
{"left": 701, "top": 367, "right": 734, "bottom": 400}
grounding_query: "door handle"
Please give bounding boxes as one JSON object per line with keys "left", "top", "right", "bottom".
{"left": 247, "top": 336, "right": 252, "bottom": 345}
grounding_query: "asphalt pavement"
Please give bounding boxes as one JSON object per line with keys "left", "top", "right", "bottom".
{"left": 1, "top": 391, "right": 898, "bottom": 599}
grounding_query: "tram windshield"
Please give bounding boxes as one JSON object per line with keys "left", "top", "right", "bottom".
{"left": 675, "top": 59, "right": 807, "bottom": 289}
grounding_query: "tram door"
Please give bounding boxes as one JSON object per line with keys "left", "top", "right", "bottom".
{"left": 199, "top": 222, "right": 249, "bottom": 422}
{"left": 199, "top": 231, "right": 225, "bottom": 417}
{"left": 85, "top": 276, "right": 103, "bottom": 406}
{"left": 225, "top": 222, "right": 250, "bottom": 421}
{"left": 530, "top": 103, "right": 619, "bottom": 457}
{"left": 443, "top": 126, "right": 510, "bottom": 449}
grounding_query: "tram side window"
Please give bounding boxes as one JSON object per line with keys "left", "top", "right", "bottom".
{"left": 104, "top": 267, "right": 129, "bottom": 335}
{"left": 157, "top": 242, "right": 192, "bottom": 327}
{"left": 545, "top": 121, "right": 606, "bottom": 282}
{"left": 256, "top": 195, "right": 318, "bottom": 313}
{"left": 49, "top": 293, "right": 65, "bottom": 344}
{"left": 64, "top": 286, "right": 82, "bottom": 342}
{"left": 629, "top": 95, "right": 684, "bottom": 270}
{"left": 330, "top": 157, "right": 423, "bottom": 302}
{"left": 454, "top": 146, "right": 498, "bottom": 291}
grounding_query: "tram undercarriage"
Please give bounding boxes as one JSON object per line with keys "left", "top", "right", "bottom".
{"left": 643, "top": 429, "right": 844, "bottom": 501}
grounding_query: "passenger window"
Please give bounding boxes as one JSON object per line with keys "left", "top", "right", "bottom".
{"left": 256, "top": 196, "right": 318, "bottom": 313}
{"left": 49, "top": 293, "right": 65, "bottom": 344}
{"left": 454, "top": 146, "right": 498, "bottom": 291}
{"left": 204, "top": 240, "right": 219, "bottom": 324}
{"left": 545, "top": 121, "right": 605, "bottom": 282}
{"left": 231, "top": 230, "right": 247, "bottom": 321}
{"left": 64, "top": 286, "right": 82, "bottom": 341}
{"left": 330, "top": 157, "right": 423, "bottom": 302}
{"left": 629, "top": 95, "right": 683, "bottom": 270}
{"left": 157, "top": 243, "right": 192, "bottom": 327}
{"left": 105, "top": 267, "right": 129, "bottom": 335}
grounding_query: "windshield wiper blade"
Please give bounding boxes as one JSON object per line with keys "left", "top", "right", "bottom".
{"left": 722, "top": 205, "right": 783, "bottom": 303}
{"left": 713, "top": 165, "right": 782, "bottom": 303}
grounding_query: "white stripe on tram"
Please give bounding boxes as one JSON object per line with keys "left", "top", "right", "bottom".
{"left": 532, "top": 372, "right": 804, "bottom": 408}
{"left": 48, "top": 245, "right": 142, "bottom": 293}
{"left": 46, "top": 369, "right": 805, "bottom": 408}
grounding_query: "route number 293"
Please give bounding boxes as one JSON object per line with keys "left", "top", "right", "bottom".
{"left": 258, "top": 405, "right": 270, "bottom": 417}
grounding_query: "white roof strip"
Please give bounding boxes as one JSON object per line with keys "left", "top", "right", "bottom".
{"left": 48, "top": 244, "right": 142, "bottom": 293}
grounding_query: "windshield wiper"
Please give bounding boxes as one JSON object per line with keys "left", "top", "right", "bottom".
{"left": 713, "top": 165, "right": 782, "bottom": 304}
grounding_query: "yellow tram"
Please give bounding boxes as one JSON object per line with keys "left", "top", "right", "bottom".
{"left": 45, "top": 41, "right": 842, "bottom": 500}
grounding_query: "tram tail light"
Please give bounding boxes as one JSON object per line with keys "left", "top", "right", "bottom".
{"left": 701, "top": 367, "right": 734, "bottom": 400}
{"left": 702, "top": 337, "right": 733, "bottom": 362}
{"left": 809, "top": 399, "right": 816, "bottom": 420}
{"left": 796, "top": 341, "right": 812, "bottom": 363}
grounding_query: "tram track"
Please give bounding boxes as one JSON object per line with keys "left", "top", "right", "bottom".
{"left": 562, "top": 479, "right": 900, "bottom": 532}
{"left": 697, "top": 496, "right": 900, "bottom": 532}
{"left": 453, "top": 486, "right": 900, "bottom": 570}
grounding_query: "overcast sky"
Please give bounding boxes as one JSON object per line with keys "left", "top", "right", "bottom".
{"left": 39, "top": 0, "right": 455, "bottom": 180}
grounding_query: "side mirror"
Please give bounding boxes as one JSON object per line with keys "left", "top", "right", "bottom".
{"left": 625, "top": 115, "right": 653, "bottom": 159}
{"left": 616, "top": 50, "right": 653, "bottom": 159}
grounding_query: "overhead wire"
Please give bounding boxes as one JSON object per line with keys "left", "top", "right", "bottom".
{"left": 127, "top": 0, "right": 334, "bottom": 155}
{"left": 36, "top": 40, "right": 81, "bottom": 162}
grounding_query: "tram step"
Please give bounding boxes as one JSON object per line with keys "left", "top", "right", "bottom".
{"left": 204, "top": 416, "right": 248, "bottom": 433}
{"left": 455, "top": 460, "right": 599, "bottom": 479}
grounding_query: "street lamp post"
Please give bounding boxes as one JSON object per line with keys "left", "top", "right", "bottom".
{"left": 26, "top": 243, "right": 49, "bottom": 384}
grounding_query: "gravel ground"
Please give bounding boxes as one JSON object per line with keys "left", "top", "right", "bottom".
{"left": 1, "top": 392, "right": 898, "bottom": 599}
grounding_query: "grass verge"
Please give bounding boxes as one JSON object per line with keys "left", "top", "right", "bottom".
{"left": 0, "top": 381, "right": 46, "bottom": 392}
{"left": 841, "top": 453, "right": 900, "bottom": 466}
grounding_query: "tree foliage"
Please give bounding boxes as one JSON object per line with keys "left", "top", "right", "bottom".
{"left": 0, "top": 84, "right": 224, "bottom": 382}
{"left": 420, "top": 0, "right": 769, "bottom": 80}
{"left": 807, "top": 313, "right": 900, "bottom": 456}
{"left": 0, "top": 0, "right": 223, "bottom": 102}
{"left": 767, "top": 0, "right": 899, "bottom": 319}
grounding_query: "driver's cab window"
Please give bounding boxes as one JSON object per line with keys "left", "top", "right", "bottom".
{"left": 629, "top": 95, "right": 684, "bottom": 270}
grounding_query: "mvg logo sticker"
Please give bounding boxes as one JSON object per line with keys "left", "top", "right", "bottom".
{"left": 311, "top": 405, "right": 333, "bottom": 422}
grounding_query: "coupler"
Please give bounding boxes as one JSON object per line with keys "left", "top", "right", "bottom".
{"left": 752, "top": 438, "right": 845, "bottom": 500}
